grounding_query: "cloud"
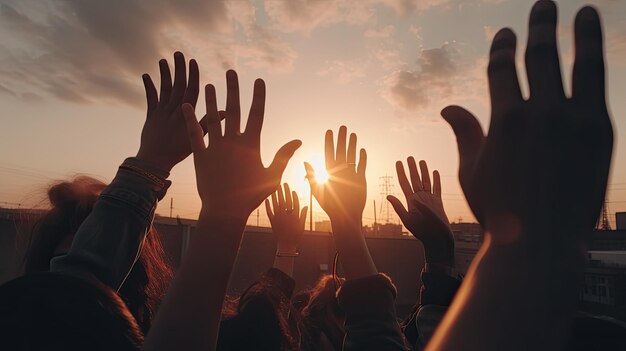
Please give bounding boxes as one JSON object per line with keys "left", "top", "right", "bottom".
{"left": 317, "top": 59, "right": 367, "bottom": 84}
{"left": 382, "top": 42, "right": 460, "bottom": 110}
{"left": 264, "top": 0, "right": 375, "bottom": 33}
{"left": 364, "top": 25, "right": 396, "bottom": 39}
{"left": 0, "top": 0, "right": 296, "bottom": 107}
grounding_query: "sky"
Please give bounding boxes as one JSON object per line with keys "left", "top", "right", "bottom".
{"left": 1, "top": 0, "right": 625, "bottom": 229}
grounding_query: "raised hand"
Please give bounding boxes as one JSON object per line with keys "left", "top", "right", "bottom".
{"left": 183, "top": 70, "right": 301, "bottom": 220}
{"left": 305, "top": 126, "right": 376, "bottom": 279}
{"left": 304, "top": 126, "right": 367, "bottom": 225}
{"left": 265, "top": 183, "right": 308, "bottom": 254}
{"left": 441, "top": 1, "right": 612, "bottom": 240}
{"left": 136, "top": 51, "right": 208, "bottom": 172}
{"left": 427, "top": 3, "right": 614, "bottom": 350}
{"left": 387, "top": 158, "right": 454, "bottom": 265}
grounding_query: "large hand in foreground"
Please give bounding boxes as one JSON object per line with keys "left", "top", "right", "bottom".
{"left": 183, "top": 70, "right": 301, "bottom": 220}
{"left": 304, "top": 126, "right": 367, "bottom": 224}
{"left": 265, "top": 183, "right": 308, "bottom": 253}
{"left": 442, "top": 2, "right": 612, "bottom": 241}
{"left": 387, "top": 158, "right": 454, "bottom": 264}
{"left": 136, "top": 52, "right": 207, "bottom": 172}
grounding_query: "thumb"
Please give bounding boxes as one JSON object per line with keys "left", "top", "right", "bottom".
{"left": 387, "top": 195, "right": 409, "bottom": 223}
{"left": 269, "top": 140, "right": 302, "bottom": 177}
{"left": 182, "top": 103, "right": 206, "bottom": 154}
{"left": 441, "top": 105, "right": 484, "bottom": 222}
{"left": 441, "top": 105, "right": 484, "bottom": 173}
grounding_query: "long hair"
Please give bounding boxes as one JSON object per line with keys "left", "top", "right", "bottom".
{"left": 0, "top": 272, "right": 144, "bottom": 351}
{"left": 299, "top": 275, "right": 346, "bottom": 351}
{"left": 24, "top": 176, "right": 173, "bottom": 333}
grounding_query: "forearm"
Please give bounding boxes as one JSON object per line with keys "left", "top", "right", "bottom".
{"left": 50, "top": 157, "right": 169, "bottom": 290}
{"left": 144, "top": 211, "right": 246, "bottom": 351}
{"left": 422, "top": 232, "right": 455, "bottom": 267}
{"left": 426, "top": 233, "right": 585, "bottom": 351}
{"left": 331, "top": 218, "right": 377, "bottom": 280}
{"left": 273, "top": 242, "right": 297, "bottom": 277}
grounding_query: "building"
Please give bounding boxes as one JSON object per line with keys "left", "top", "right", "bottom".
{"left": 450, "top": 222, "right": 483, "bottom": 274}
{"left": 580, "top": 250, "right": 626, "bottom": 321}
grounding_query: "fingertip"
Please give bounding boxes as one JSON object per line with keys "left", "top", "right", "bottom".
{"left": 226, "top": 69, "right": 238, "bottom": 79}
{"left": 490, "top": 28, "right": 517, "bottom": 53}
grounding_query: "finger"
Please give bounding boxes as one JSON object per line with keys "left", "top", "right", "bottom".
{"left": 572, "top": 6, "right": 605, "bottom": 108}
{"left": 218, "top": 110, "right": 227, "bottom": 121}
{"left": 525, "top": 0, "right": 565, "bottom": 102}
{"left": 357, "top": 148, "right": 367, "bottom": 175}
{"left": 183, "top": 59, "right": 200, "bottom": 108}
{"left": 225, "top": 69, "right": 241, "bottom": 136}
{"left": 324, "top": 130, "right": 335, "bottom": 170}
{"left": 488, "top": 28, "right": 523, "bottom": 118}
{"left": 347, "top": 133, "right": 357, "bottom": 170}
{"left": 407, "top": 157, "right": 422, "bottom": 192}
{"left": 299, "top": 206, "right": 308, "bottom": 230}
{"left": 205, "top": 84, "right": 222, "bottom": 142}
{"left": 293, "top": 191, "right": 300, "bottom": 212}
{"left": 158, "top": 59, "right": 172, "bottom": 105}
{"left": 387, "top": 195, "right": 409, "bottom": 223}
{"left": 396, "top": 161, "right": 414, "bottom": 198}
{"left": 304, "top": 162, "right": 318, "bottom": 195}
{"left": 336, "top": 126, "right": 347, "bottom": 164}
{"left": 167, "top": 52, "right": 187, "bottom": 112}
{"left": 198, "top": 115, "right": 209, "bottom": 136}
{"left": 244, "top": 79, "right": 266, "bottom": 144}
{"left": 182, "top": 103, "right": 205, "bottom": 153}
{"left": 264, "top": 199, "right": 274, "bottom": 224}
{"left": 419, "top": 160, "right": 431, "bottom": 193}
{"left": 284, "top": 183, "right": 293, "bottom": 210}
{"left": 271, "top": 191, "right": 279, "bottom": 213}
{"left": 269, "top": 140, "right": 302, "bottom": 178}
{"left": 142, "top": 74, "right": 158, "bottom": 117}
{"left": 277, "top": 183, "right": 285, "bottom": 209}
{"left": 433, "top": 170, "right": 442, "bottom": 197}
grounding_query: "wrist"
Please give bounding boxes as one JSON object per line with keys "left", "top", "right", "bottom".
{"left": 135, "top": 150, "right": 173, "bottom": 173}
{"left": 277, "top": 243, "right": 298, "bottom": 254}
{"left": 199, "top": 205, "right": 250, "bottom": 224}
{"left": 330, "top": 216, "right": 362, "bottom": 232}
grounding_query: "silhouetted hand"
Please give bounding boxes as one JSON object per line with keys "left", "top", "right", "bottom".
{"left": 442, "top": 2, "right": 612, "bottom": 240}
{"left": 265, "top": 183, "right": 308, "bottom": 253}
{"left": 304, "top": 126, "right": 367, "bottom": 224}
{"left": 387, "top": 158, "right": 454, "bottom": 264}
{"left": 182, "top": 70, "right": 301, "bottom": 220}
{"left": 136, "top": 52, "right": 209, "bottom": 172}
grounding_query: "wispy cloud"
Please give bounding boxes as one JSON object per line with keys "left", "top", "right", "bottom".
{"left": 382, "top": 42, "right": 459, "bottom": 110}
{"left": 0, "top": 0, "right": 297, "bottom": 107}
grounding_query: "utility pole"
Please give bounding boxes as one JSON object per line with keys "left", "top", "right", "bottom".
{"left": 598, "top": 200, "right": 612, "bottom": 230}
{"left": 169, "top": 198, "right": 173, "bottom": 218}
{"left": 379, "top": 175, "right": 394, "bottom": 223}
{"left": 373, "top": 200, "right": 378, "bottom": 235}
{"left": 256, "top": 208, "right": 260, "bottom": 227}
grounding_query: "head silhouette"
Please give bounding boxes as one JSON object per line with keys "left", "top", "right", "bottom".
{"left": 0, "top": 272, "right": 143, "bottom": 351}
{"left": 24, "top": 176, "right": 173, "bottom": 333}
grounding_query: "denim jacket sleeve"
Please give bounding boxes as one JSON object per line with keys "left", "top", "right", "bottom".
{"left": 50, "top": 157, "right": 170, "bottom": 291}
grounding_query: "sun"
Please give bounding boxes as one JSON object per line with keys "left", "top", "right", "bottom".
{"left": 306, "top": 154, "right": 329, "bottom": 184}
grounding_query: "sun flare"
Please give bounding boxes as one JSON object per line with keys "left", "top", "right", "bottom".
{"left": 307, "top": 155, "right": 329, "bottom": 184}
